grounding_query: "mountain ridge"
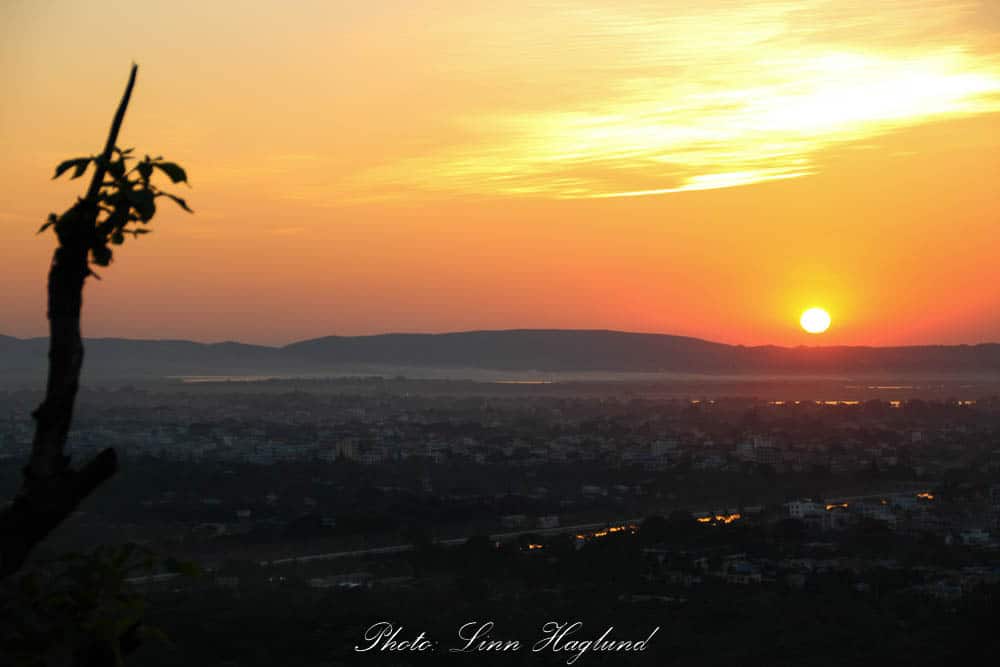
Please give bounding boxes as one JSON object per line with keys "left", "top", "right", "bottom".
{"left": 2, "top": 329, "right": 999, "bottom": 379}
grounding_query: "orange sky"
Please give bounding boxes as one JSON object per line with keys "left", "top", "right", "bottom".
{"left": 1, "top": 0, "right": 999, "bottom": 346}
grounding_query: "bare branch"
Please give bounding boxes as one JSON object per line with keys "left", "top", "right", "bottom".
{"left": 86, "top": 63, "right": 138, "bottom": 201}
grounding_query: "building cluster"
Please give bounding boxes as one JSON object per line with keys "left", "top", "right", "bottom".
{"left": 637, "top": 488, "right": 1000, "bottom": 601}
{"left": 644, "top": 543, "right": 1000, "bottom": 601}
{"left": 3, "top": 389, "right": 998, "bottom": 483}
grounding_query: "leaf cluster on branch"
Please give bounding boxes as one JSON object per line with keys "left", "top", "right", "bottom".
{"left": 39, "top": 149, "right": 192, "bottom": 268}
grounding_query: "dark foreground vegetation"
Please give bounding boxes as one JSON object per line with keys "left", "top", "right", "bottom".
{"left": 131, "top": 515, "right": 999, "bottom": 667}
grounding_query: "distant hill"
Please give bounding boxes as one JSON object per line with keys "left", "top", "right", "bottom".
{"left": 1, "top": 329, "right": 999, "bottom": 381}
{"left": 0, "top": 336, "right": 286, "bottom": 380}
{"left": 283, "top": 330, "right": 1000, "bottom": 374}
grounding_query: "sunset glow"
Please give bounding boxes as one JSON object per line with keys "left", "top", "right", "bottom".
{"left": 2, "top": 1, "right": 1000, "bottom": 346}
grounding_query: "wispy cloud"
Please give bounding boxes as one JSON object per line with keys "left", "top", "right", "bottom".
{"left": 354, "top": 0, "right": 1000, "bottom": 199}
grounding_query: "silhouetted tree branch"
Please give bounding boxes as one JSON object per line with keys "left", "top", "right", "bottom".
{"left": 0, "top": 63, "right": 192, "bottom": 583}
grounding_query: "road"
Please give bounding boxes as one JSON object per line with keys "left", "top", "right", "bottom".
{"left": 258, "top": 518, "right": 644, "bottom": 566}
{"left": 255, "top": 486, "right": 927, "bottom": 567}
{"left": 126, "top": 486, "right": 928, "bottom": 583}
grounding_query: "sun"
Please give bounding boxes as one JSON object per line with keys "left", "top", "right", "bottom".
{"left": 800, "top": 307, "right": 832, "bottom": 334}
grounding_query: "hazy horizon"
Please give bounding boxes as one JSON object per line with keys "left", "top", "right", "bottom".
{"left": 3, "top": 326, "right": 1000, "bottom": 349}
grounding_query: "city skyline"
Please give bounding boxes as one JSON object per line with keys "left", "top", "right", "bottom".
{"left": 2, "top": 0, "right": 999, "bottom": 347}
